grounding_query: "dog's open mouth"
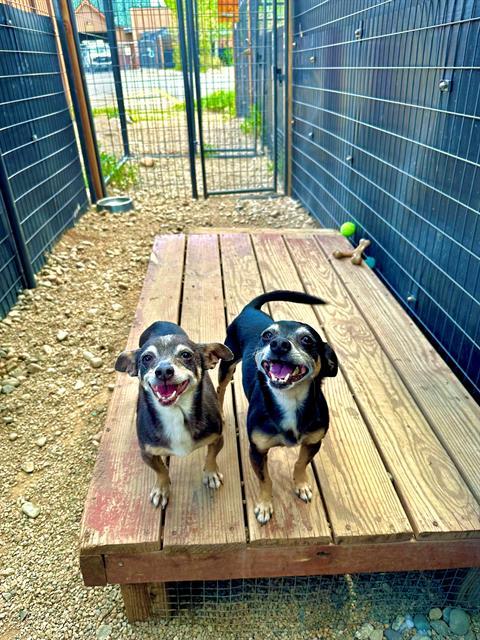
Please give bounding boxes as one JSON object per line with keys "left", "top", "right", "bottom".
{"left": 150, "top": 380, "right": 189, "bottom": 406}
{"left": 262, "top": 360, "right": 308, "bottom": 387}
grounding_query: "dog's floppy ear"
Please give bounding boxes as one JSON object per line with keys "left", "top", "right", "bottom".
{"left": 200, "top": 343, "right": 234, "bottom": 370}
{"left": 322, "top": 343, "right": 338, "bottom": 377}
{"left": 115, "top": 350, "right": 139, "bottom": 376}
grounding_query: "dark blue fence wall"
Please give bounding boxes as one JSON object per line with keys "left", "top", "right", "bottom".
{"left": 291, "top": 0, "right": 480, "bottom": 398}
{"left": 0, "top": 1, "right": 88, "bottom": 317}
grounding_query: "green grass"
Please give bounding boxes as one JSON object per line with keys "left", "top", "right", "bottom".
{"left": 240, "top": 105, "right": 262, "bottom": 137}
{"left": 200, "top": 89, "right": 236, "bottom": 117}
{"left": 100, "top": 150, "right": 138, "bottom": 190}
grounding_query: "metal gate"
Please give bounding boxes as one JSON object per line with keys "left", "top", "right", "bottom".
{"left": 74, "top": 0, "right": 287, "bottom": 197}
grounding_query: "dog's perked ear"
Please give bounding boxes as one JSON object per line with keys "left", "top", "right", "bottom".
{"left": 115, "top": 350, "right": 139, "bottom": 376}
{"left": 321, "top": 343, "right": 338, "bottom": 377}
{"left": 199, "top": 343, "right": 234, "bottom": 370}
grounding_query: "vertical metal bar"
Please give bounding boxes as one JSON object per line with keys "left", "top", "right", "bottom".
{"left": 0, "top": 153, "right": 36, "bottom": 289}
{"left": 186, "top": 0, "right": 208, "bottom": 197}
{"left": 176, "top": 0, "right": 198, "bottom": 198}
{"left": 53, "top": 0, "right": 106, "bottom": 201}
{"left": 272, "top": 0, "right": 278, "bottom": 191}
{"left": 103, "top": 0, "right": 130, "bottom": 157}
{"left": 283, "top": 0, "right": 292, "bottom": 195}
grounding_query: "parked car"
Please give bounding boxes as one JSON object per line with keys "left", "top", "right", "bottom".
{"left": 90, "top": 55, "right": 112, "bottom": 72}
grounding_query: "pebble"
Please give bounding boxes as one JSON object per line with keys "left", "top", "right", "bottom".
{"left": 356, "top": 623, "right": 374, "bottom": 639}
{"left": 96, "top": 624, "right": 112, "bottom": 639}
{"left": 35, "top": 436, "right": 47, "bottom": 447}
{"left": 384, "top": 630, "right": 402, "bottom": 640}
{"left": 21, "top": 460, "right": 35, "bottom": 474}
{"left": 413, "top": 614, "right": 430, "bottom": 632}
{"left": 42, "top": 344, "right": 53, "bottom": 355}
{"left": 21, "top": 501, "right": 40, "bottom": 518}
{"left": 8, "top": 432, "right": 18, "bottom": 441}
{"left": 369, "top": 630, "right": 383, "bottom": 640}
{"left": 82, "top": 351, "right": 104, "bottom": 369}
{"left": 430, "top": 620, "right": 450, "bottom": 637}
{"left": 429, "top": 608, "right": 443, "bottom": 621}
{"left": 3, "top": 415, "right": 14, "bottom": 424}
{"left": 448, "top": 608, "right": 470, "bottom": 635}
{"left": 392, "top": 616, "right": 404, "bottom": 631}
{"left": 74, "top": 380, "right": 85, "bottom": 390}
{"left": 2, "top": 384, "right": 16, "bottom": 394}
{"left": 27, "top": 362, "right": 43, "bottom": 374}
{"left": 56, "top": 330, "right": 68, "bottom": 342}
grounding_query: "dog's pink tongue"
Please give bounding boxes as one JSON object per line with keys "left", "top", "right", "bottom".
{"left": 270, "top": 362, "right": 294, "bottom": 378}
{"left": 156, "top": 383, "right": 176, "bottom": 398}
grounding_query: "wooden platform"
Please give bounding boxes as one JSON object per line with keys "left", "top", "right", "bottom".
{"left": 79, "top": 230, "right": 480, "bottom": 621}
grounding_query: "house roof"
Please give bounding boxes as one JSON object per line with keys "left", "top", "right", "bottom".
{"left": 73, "top": 0, "right": 164, "bottom": 28}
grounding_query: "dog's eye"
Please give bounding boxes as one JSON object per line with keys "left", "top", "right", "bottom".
{"left": 141, "top": 353, "right": 154, "bottom": 365}
{"left": 180, "top": 351, "right": 193, "bottom": 360}
{"left": 262, "top": 331, "right": 273, "bottom": 341}
{"left": 301, "top": 335, "right": 313, "bottom": 346}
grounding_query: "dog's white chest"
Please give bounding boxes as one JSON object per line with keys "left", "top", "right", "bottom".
{"left": 272, "top": 384, "right": 309, "bottom": 440}
{"left": 151, "top": 396, "right": 195, "bottom": 457}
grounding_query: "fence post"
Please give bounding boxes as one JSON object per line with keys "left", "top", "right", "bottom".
{"left": 53, "top": 0, "right": 106, "bottom": 202}
{"left": 0, "top": 154, "right": 36, "bottom": 289}
{"left": 284, "top": 0, "right": 292, "bottom": 196}
{"left": 103, "top": 0, "right": 130, "bottom": 158}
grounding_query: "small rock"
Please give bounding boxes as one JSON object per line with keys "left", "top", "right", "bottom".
{"left": 21, "top": 502, "right": 40, "bottom": 518}
{"left": 21, "top": 460, "right": 35, "bottom": 474}
{"left": 74, "top": 380, "right": 85, "bottom": 390}
{"left": 392, "top": 616, "right": 404, "bottom": 632}
{"left": 355, "top": 623, "right": 374, "bottom": 640}
{"left": 96, "top": 624, "right": 112, "bottom": 639}
{"left": 57, "top": 387, "right": 66, "bottom": 396}
{"left": 83, "top": 351, "right": 103, "bottom": 369}
{"left": 18, "top": 609, "right": 28, "bottom": 621}
{"left": 430, "top": 620, "right": 450, "bottom": 637}
{"left": 42, "top": 344, "right": 53, "bottom": 355}
{"left": 107, "top": 383, "right": 115, "bottom": 391}
{"left": 413, "top": 614, "right": 430, "bottom": 633}
{"left": 464, "top": 631, "right": 476, "bottom": 640}
{"left": 429, "top": 608, "right": 443, "bottom": 621}
{"left": 57, "top": 330, "right": 68, "bottom": 342}
{"left": 448, "top": 608, "right": 470, "bottom": 635}
{"left": 8, "top": 432, "right": 18, "bottom": 441}
{"left": 443, "top": 608, "right": 452, "bottom": 624}
{"left": 369, "top": 630, "right": 383, "bottom": 640}
{"left": 3, "top": 416, "right": 14, "bottom": 424}
{"left": 111, "top": 303, "right": 122, "bottom": 311}
{"left": 384, "top": 630, "right": 401, "bottom": 640}
{"left": 1, "top": 384, "right": 15, "bottom": 394}
{"left": 140, "top": 157, "right": 155, "bottom": 168}
{"left": 35, "top": 436, "right": 47, "bottom": 447}
{"left": 27, "top": 363, "right": 43, "bottom": 374}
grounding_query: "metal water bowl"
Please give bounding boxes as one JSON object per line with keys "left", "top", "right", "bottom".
{"left": 96, "top": 196, "right": 133, "bottom": 213}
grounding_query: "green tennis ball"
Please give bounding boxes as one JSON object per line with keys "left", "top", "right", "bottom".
{"left": 340, "top": 221, "right": 356, "bottom": 237}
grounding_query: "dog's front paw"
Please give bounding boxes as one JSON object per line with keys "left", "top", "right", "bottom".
{"left": 150, "top": 485, "right": 169, "bottom": 509}
{"left": 203, "top": 469, "right": 224, "bottom": 490}
{"left": 295, "top": 482, "right": 313, "bottom": 503}
{"left": 254, "top": 500, "right": 273, "bottom": 525}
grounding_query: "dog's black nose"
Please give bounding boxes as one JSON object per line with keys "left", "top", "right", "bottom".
{"left": 155, "top": 362, "right": 175, "bottom": 380}
{"left": 270, "top": 338, "right": 291, "bottom": 355}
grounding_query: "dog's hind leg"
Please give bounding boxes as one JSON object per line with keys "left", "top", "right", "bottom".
{"left": 142, "top": 451, "right": 170, "bottom": 509}
{"left": 217, "top": 359, "right": 238, "bottom": 413}
{"left": 203, "top": 434, "right": 224, "bottom": 489}
{"left": 249, "top": 443, "right": 273, "bottom": 525}
{"left": 293, "top": 440, "right": 322, "bottom": 503}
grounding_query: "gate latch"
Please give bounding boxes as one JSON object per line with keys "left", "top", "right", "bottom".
{"left": 275, "top": 67, "right": 284, "bottom": 84}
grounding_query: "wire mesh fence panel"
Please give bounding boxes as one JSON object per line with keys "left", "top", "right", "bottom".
{"left": 150, "top": 569, "right": 480, "bottom": 635}
{"left": 291, "top": 0, "right": 480, "bottom": 400}
{"left": 0, "top": 0, "right": 88, "bottom": 313}
{"left": 0, "top": 193, "right": 22, "bottom": 317}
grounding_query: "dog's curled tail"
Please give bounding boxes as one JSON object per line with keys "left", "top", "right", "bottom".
{"left": 246, "top": 290, "right": 326, "bottom": 310}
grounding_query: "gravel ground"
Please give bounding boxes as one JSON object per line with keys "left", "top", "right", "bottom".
{"left": 1, "top": 195, "right": 478, "bottom": 640}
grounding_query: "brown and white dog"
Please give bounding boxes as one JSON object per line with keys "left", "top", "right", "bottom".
{"left": 115, "top": 321, "right": 233, "bottom": 509}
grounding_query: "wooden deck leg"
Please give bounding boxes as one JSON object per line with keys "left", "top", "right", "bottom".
{"left": 120, "top": 584, "right": 152, "bottom": 622}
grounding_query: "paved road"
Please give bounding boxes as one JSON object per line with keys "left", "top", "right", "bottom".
{"left": 86, "top": 67, "right": 234, "bottom": 105}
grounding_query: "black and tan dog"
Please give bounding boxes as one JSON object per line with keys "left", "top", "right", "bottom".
{"left": 115, "top": 321, "right": 233, "bottom": 509}
{"left": 218, "top": 291, "right": 338, "bottom": 524}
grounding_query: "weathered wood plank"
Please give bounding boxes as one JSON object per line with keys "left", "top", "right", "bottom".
{"left": 318, "top": 233, "right": 480, "bottom": 503}
{"left": 120, "top": 584, "right": 152, "bottom": 622}
{"left": 105, "top": 538, "right": 480, "bottom": 584}
{"left": 220, "top": 233, "right": 332, "bottom": 544}
{"left": 249, "top": 233, "right": 413, "bottom": 543}
{"left": 162, "top": 234, "right": 246, "bottom": 551}
{"left": 79, "top": 235, "right": 185, "bottom": 556}
{"left": 278, "top": 233, "right": 480, "bottom": 539}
